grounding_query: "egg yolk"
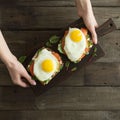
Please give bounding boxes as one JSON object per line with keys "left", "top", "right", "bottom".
{"left": 70, "top": 30, "right": 82, "bottom": 42}
{"left": 41, "top": 59, "right": 54, "bottom": 72}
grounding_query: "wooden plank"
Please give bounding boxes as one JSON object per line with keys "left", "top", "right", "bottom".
{"left": 85, "top": 62, "right": 120, "bottom": 86}
{"left": 98, "top": 30, "right": 120, "bottom": 62}
{"left": 0, "top": 0, "right": 120, "bottom": 7}
{"left": 1, "top": 31, "right": 57, "bottom": 58}
{"left": 0, "top": 110, "right": 120, "bottom": 120}
{"left": 0, "top": 7, "right": 119, "bottom": 30}
{"left": 0, "top": 64, "right": 12, "bottom": 85}
{"left": 1, "top": 62, "right": 120, "bottom": 86}
{"left": 1, "top": 30, "right": 120, "bottom": 63}
{"left": 1, "top": 86, "right": 120, "bottom": 110}
{"left": 0, "top": 63, "right": 84, "bottom": 86}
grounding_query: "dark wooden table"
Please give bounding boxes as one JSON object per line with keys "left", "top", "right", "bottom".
{"left": 0, "top": 0, "right": 120, "bottom": 119}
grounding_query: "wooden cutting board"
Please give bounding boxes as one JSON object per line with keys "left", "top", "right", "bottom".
{"left": 23, "top": 18, "right": 116, "bottom": 96}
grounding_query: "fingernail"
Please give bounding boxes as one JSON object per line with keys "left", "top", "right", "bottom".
{"left": 94, "top": 41, "right": 97, "bottom": 44}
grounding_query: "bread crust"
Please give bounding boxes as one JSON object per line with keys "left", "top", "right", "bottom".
{"left": 59, "top": 29, "right": 92, "bottom": 63}
{"left": 27, "top": 47, "right": 63, "bottom": 85}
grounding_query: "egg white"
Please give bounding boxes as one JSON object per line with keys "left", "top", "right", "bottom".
{"left": 64, "top": 28, "right": 87, "bottom": 62}
{"left": 33, "top": 49, "right": 59, "bottom": 82}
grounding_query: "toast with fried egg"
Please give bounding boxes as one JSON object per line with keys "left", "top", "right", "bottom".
{"left": 58, "top": 27, "right": 93, "bottom": 63}
{"left": 27, "top": 48, "right": 63, "bottom": 85}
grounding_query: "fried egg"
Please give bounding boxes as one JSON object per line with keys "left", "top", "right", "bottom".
{"left": 28, "top": 48, "right": 62, "bottom": 85}
{"left": 63, "top": 28, "right": 88, "bottom": 62}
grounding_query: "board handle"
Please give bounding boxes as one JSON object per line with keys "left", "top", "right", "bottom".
{"left": 96, "top": 18, "right": 116, "bottom": 38}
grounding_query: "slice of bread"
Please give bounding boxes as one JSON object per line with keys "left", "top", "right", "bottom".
{"left": 58, "top": 28, "right": 93, "bottom": 63}
{"left": 27, "top": 47, "right": 63, "bottom": 85}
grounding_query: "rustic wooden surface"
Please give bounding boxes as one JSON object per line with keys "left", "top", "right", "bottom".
{"left": 0, "top": 0, "right": 120, "bottom": 119}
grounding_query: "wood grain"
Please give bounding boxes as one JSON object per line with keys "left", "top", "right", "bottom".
{"left": 0, "top": 0, "right": 120, "bottom": 119}
{"left": 0, "top": 7, "right": 119, "bottom": 30}
{"left": 1, "top": 86, "right": 120, "bottom": 110}
{"left": 85, "top": 62, "right": 120, "bottom": 86}
{"left": 0, "top": 0, "right": 120, "bottom": 7}
{"left": 0, "top": 111, "right": 120, "bottom": 120}
{"left": 1, "top": 62, "right": 120, "bottom": 86}
{"left": 1, "top": 30, "right": 119, "bottom": 62}
{"left": 0, "top": 30, "right": 119, "bottom": 86}
{"left": 98, "top": 30, "right": 120, "bottom": 62}
{"left": 0, "top": 63, "right": 85, "bottom": 86}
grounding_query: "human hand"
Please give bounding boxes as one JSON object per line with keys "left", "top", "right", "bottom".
{"left": 75, "top": 0, "right": 98, "bottom": 44}
{"left": 0, "top": 31, "right": 36, "bottom": 87}
{"left": 82, "top": 11, "right": 98, "bottom": 44}
{"left": 6, "top": 56, "right": 36, "bottom": 88}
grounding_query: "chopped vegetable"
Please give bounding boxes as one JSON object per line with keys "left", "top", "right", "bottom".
{"left": 45, "top": 35, "right": 59, "bottom": 47}
{"left": 29, "top": 62, "right": 34, "bottom": 76}
{"left": 37, "top": 48, "right": 42, "bottom": 53}
{"left": 32, "top": 76, "right": 37, "bottom": 81}
{"left": 52, "top": 52, "right": 61, "bottom": 62}
{"left": 81, "top": 28, "right": 88, "bottom": 36}
{"left": 94, "top": 47, "right": 97, "bottom": 53}
{"left": 88, "top": 40, "right": 93, "bottom": 48}
{"left": 92, "top": 47, "right": 97, "bottom": 57}
{"left": 43, "top": 79, "right": 51, "bottom": 85}
{"left": 93, "top": 53, "right": 97, "bottom": 57}
{"left": 58, "top": 43, "right": 64, "bottom": 54}
{"left": 86, "top": 34, "right": 90, "bottom": 40}
{"left": 45, "top": 41, "right": 52, "bottom": 47}
{"left": 60, "top": 64, "right": 64, "bottom": 70}
{"left": 71, "top": 67, "right": 77, "bottom": 72}
{"left": 19, "top": 56, "right": 26, "bottom": 63}
{"left": 88, "top": 47, "right": 98, "bottom": 62}
{"left": 65, "top": 61, "right": 70, "bottom": 70}
{"left": 49, "top": 35, "right": 60, "bottom": 44}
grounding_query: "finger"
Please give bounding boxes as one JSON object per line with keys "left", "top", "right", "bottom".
{"left": 18, "top": 80, "right": 30, "bottom": 88}
{"left": 88, "top": 25, "right": 97, "bottom": 44}
{"left": 93, "top": 17, "right": 99, "bottom": 28}
{"left": 14, "top": 78, "right": 29, "bottom": 88}
{"left": 22, "top": 71, "right": 36, "bottom": 86}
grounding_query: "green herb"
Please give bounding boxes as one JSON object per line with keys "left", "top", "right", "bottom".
{"left": 65, "top": 61, "right": 70, "bottom": 70}
{"left": 92, "top": 47, "right": 97, "bottom": 57}
{"left": 74, "top": 60, "right": 79, "bottom": 64}
{"left": 29, "top": 60, "right": 34, "bottom": 66}
{"left": 94, "top": 47, "right": 97, "bottom": 53}
{"left": 93, "top": 53, "right": 97, "bottom": 57}
{"left": 19, "top": 56, "right": 26, "bottom": 64}
{"left": 88, "top": 40, "right": 93, "bottom": 48}
{"left": 60, "top": 64, "right": 64, "bottom": 70}
{"left": 71, "top": 67, "right": 77, "bottom": 72}
{"left": 43, "top": 79, "right": 51, "bottom": 85}
{"left": 58, "top": 43, "right": 64, "bottom": 54}
{"left": 45, "top": 41, "right": 52, "bottom": 47}
{"left": 32, "top": 76, "right": 37, "bottom": 81}
{"left": 86, "top": 34, "right": 90, "bottom": 40}
{"left": 49, "top": 35, "right": 60, "bottom": 44}
{"left": 88, "top": 47, "right": 98, "bottom": 62}
{"left": 37, "top": 48, "right": 43, "bottom": 53}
